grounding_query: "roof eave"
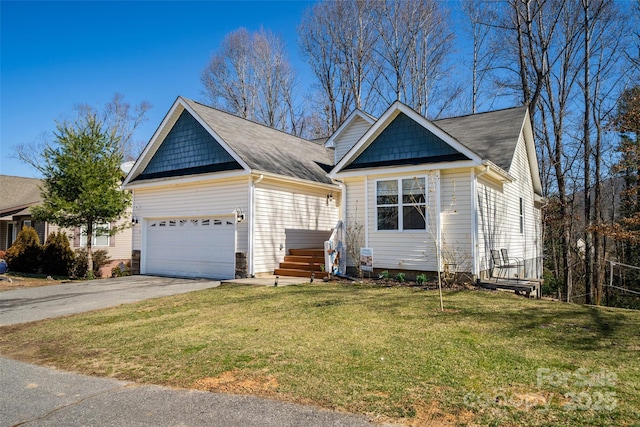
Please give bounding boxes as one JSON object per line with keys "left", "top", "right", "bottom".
{"left": 324, "top": 109, "right": 376, "bottom": 149}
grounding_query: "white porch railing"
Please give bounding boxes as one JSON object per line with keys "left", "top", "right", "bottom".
{"left": 324, "top": 220, "right": 345, "bottom": 277}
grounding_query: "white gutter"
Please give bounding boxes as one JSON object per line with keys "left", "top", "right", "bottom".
{"left": 248, "top": 174, "right": 264, "bottom": 277}
{"left": 252, "top": 170, "right": 341, "bottom": 191}
{"left": 481, "top": 161, "right": 514, "bottom": 183}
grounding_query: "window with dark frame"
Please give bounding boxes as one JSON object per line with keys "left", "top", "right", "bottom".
{"left": 519, "top": 197, "right": 524, "bottom": 234}
{"left": 376, "top": 177, "right": 426, "bottom": 231}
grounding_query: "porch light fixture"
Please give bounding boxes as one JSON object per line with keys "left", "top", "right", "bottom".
{"left": 326, "top": 192, "right": 334, "bottom": 205}
{"left": 235, "top": 208, "right": 245, "bottom": 222}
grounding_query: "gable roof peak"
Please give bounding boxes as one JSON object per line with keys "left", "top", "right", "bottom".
{"left": 180, "top": 97, "right": 312, "bottom": 142}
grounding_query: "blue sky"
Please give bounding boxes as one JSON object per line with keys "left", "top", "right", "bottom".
{"left": 1, "top": 1, "right": 315, "bottom": 178}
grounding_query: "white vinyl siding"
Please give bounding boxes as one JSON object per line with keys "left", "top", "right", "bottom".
{"left": 333, "top": 116, "right": 374, "bottom": 164}
{"left": 440, "top": 169, "right": 473, "bottom": 272}
{"left": 131, "top": 177, "right": 249, "bottom": 256}
{"left": 109, "top": 213, "right": 133, "bottom": 260}
{"left": 253, "top": 178, "right": 339, "bottom": 275}
{"left": 363, "top": 171, "right": 439, "bottom": 272}
{"left": 343, "top": 177, "right": 366, "bottom": 267}
{"left": 476, "top": 134, "right": 542, "bottom": 278}
{"left": 47, "top": 210, "right": 132, "bottom": 261}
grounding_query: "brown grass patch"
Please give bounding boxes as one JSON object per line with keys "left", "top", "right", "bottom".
{"left": 401, "top": 400, "right": 477, "bottom": 427}
{"left": 0, "top": 275, "right": 67, "bottom": 291}
{"left": 193, "top": 369, "right": 279, "bottom": 396}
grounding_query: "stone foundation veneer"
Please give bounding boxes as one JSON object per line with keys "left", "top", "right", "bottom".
{"left": 131, "top": 250, "right": 141, "bottom": 275}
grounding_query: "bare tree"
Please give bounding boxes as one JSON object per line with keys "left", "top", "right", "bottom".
{"left": 78, "top": 93, "right": 151, "bottom": 161}
{"left": 372, "top": 0, "right": 454, "bottom": 117}
{"left": 582, "top": 1, "right": 629, "bottom": 304}
{"left": 461, "top": 0, "right": 499, "bottom": 114}
{"left": 14, "top": 93, "right": 151, "bottom": 169}
{"left": 299, "top": 0, "right": 379, "bottom": 134}
{"left": 201, "top": 28, "right": 301, "bottom": 134}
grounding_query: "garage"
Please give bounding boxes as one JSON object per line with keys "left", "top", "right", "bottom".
{"left": 144, "top": 216, "right": 236, "bottom": 279}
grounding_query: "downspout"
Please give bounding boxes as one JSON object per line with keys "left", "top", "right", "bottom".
{"left": 248, "top": 174, "right": 264, "bottom": 277}
{"left": 474, "top": 165, "right": 491, "bottom": 280}
{"left": 336, "top": 180, "right": 346, "bottom": 223}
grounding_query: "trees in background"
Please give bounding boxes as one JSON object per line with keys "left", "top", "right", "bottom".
{"left": 198, "top": 0, "right": 637, "bottom": 306}
{"left": 297, "top": 0, "right": 454, "bottom": 135}
{"left": 477, "top": 0, "right": 633, "bottom": 305}
{"left": 14, "top": 93, "right": 150, "bottom": 167}
{"left": 201, "top": 28, "right": 301, "bottom": 135}
{"left": 298, "top": 0, "right": 379, "bottom": 136}
{"left": 604, "top": 87, "right": 640, "bottom": 254}
{"left": 76, "top": 93, "right": 151, "bottom": 162}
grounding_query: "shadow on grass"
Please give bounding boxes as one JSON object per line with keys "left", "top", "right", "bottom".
{"left": 464, "top": 298, "right": 634, "bottom": 352}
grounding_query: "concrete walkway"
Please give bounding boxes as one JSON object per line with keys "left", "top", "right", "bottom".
{"left": 222, "top": 275, "right": 312, "bottom": 287}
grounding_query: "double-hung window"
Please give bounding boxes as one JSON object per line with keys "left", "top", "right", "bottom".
{"left": 80, "top": 223, "right": 110, "bottom": 247}
{"left": 376, "top": 177, "right": 426, "bottom": 231}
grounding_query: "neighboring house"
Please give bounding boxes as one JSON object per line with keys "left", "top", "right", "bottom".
{"left": 0, "top": 175, "right": 48, "bottom": 250}
{"left": 0, "top": 174, "right": 132, "bottom": 275}
{"left": 123, "top": 97, "right": 543, "bottom": 281}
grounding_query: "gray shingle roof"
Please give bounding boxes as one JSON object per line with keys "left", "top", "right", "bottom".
{"left": 0, "top": 175, "right": 42, "bottom": 215}
{"left": 184, "top": 99, "right": 335, "bottom": 185}
{"left": 434, "top": 106, "right": 528, "bottom": 172}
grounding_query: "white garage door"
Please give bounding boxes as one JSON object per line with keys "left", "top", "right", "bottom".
{"left": 144, "top": 216, "right": 236, "bottom": 279}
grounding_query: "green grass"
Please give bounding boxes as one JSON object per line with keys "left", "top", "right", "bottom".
{"left": 1, "top": 283, "right": 638, "bottom": 426}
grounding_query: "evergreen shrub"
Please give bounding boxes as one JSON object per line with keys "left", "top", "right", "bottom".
{"left": 4, "top": 226, "right": 42, "bottom": 273}
{"left": 72, "top": 248, "right": 110, "bottom": 278}
{"left": 42, "top": 231, "right": 75, "bottom": 276}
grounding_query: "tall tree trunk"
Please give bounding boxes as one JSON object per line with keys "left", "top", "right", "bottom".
{"left": 583, "top": 0, "right": 593, "bottom": 304}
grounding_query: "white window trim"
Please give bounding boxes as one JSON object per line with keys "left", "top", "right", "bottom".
{"left": 375, "top": 176, "right": 428, "bottom": 232}
{"left": 80, "top": 223, "right": 111, "bottom": 247}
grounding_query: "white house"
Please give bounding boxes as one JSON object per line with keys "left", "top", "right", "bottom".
{"left": 328, "top": 101, "right": 543, "bottom": 280}
{"left": 123, "top": 97, "right": 543, "bottom": 281}
{"left": 122, "top": 97, "right": 340, "bottom": 279}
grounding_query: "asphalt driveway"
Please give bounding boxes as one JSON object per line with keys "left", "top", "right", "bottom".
{"left": 0, "top": 275, "right": 221, "bottom": 326}
{"left": 0, "top": 276, "right": 379, "bottom": 426}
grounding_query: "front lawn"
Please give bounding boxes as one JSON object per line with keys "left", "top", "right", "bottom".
{"left": 0, "top": 283, "right": 638, "bottom": 426}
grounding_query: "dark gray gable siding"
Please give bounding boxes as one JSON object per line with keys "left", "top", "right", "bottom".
{"left": 185, "top": 99, "right": 335, "bottom": 184}
{"left": 136, "top": 110, "right": 242, "bottom": 181}
{"left": 346, "top": 112, "right": 468, "bottom": 170}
